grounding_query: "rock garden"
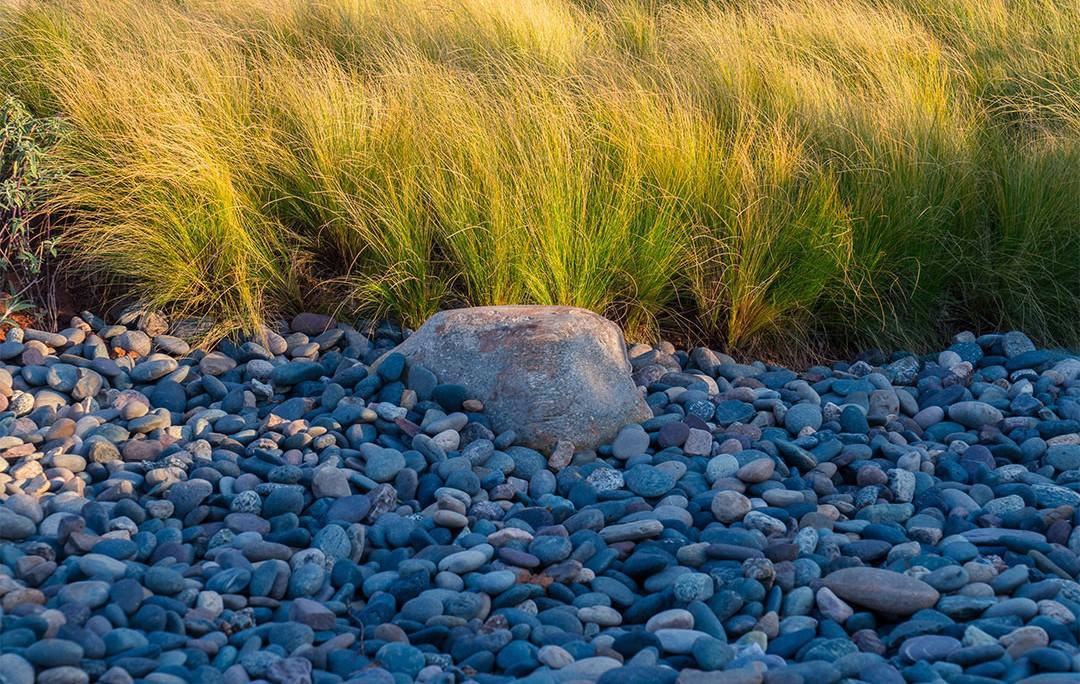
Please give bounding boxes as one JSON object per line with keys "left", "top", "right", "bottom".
{"left": 1, "top": 305, "right": 1079, "bottom": 684}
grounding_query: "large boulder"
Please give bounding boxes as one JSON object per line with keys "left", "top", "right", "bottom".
{"left": 383, "top": 306, "right": 652, "bottom": 452}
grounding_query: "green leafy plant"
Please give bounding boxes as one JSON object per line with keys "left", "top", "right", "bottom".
{"left": 0, "top": 287, "right": 34, "bottom": 327}
{"left": 0, "top": 94, "right": 65, "bottom": 293}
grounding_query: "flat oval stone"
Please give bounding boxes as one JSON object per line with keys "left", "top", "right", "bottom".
{"left": 823, "top": 567, "right": 939, "bottom": 615}
{"left": 900, "top": 635, "right": 961, "bottom": 662}
{"left": 26, "top": 639, "right": 84, "bottom": 667}
{"left": 947, "top": 401, "right": 1003, "bottom": 428}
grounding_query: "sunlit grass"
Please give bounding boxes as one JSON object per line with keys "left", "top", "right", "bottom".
{"left": 0, "top": 0, "right": 1076, "bottom": 351}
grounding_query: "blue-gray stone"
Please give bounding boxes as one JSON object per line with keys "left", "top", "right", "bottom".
{"left": 900, "top": 635, "right": 961, "bottom": 662}
{"left": 785, "top": 403, "right": 823, "bottom": 433}
{"left": 144, "top": 566, "right": 186, "bottom": 595}
{"left": 366, "top": 448, "right": 406, "bottom": 482}
{"left": 714, "top": 400, "right": 756, "bottom": 426}
{"left": 376, "top": 643, "right": 425, "bottom": 677}
{"left": 165, "top": 479, "right": 213, "bottom": 517}
{"left": 624, "top": 464, "right": 676, "bottom": 497}
{"left": 271, "top": 361, "right": 324, "bottom": 386}
{"left": 26, "top": 639, "right": 84, "bottom": 667}
{"left": 288, "top": 564, "right": 325, "bottom": 597}
{"left": 529, "top": 535, "right": 573, "bottom": 565}
{"left": 947, "top": 401, "right": 1003, "bottom": 428}
{"left": 263, "top": 487, "right": 305, "bottom": 517}
{"left": 207, "top": 568, "right": 251, "bottom": 594}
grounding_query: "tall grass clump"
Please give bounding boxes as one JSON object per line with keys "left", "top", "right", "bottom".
{"left": 0, "top": 0, "right": 305, "bottom": 336}
{"left": 0, "top": 0, "right": 1077, "bottom": 352}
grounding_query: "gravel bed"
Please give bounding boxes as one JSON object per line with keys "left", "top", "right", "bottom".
{"left": 1, "top": 313, "right": 1080, "bottom": 684}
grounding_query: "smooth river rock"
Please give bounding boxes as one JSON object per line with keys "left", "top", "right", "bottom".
{"left": 823, "top": 567, "right": 940, "bottom": 616}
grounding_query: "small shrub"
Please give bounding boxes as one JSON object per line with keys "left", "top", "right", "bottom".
{"left": 0, "top": 94, "right": 65, "bottom": 293}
